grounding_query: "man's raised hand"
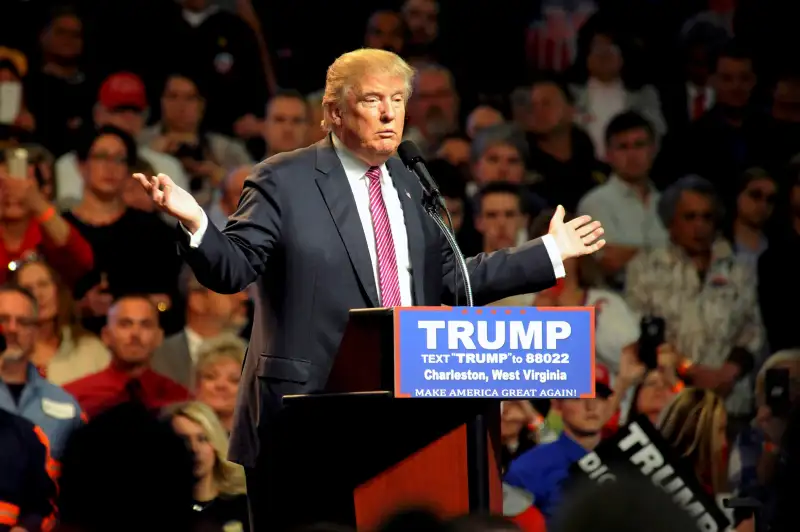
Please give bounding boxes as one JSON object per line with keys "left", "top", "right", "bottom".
{"left": 548, "top": 205, "right": 606, "bottom": 262}
{"left": 132, "top": 173, "right": 204, "bottom": 233}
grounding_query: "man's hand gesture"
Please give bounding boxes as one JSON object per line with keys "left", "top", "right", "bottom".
{"left": 548, "top": 205, "right": 605, "bottom": 261}
{"left": 132, "top": 173, "right": 204, "bottom": 233}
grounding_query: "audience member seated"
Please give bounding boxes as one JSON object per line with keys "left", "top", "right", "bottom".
{"left": 657, "top": 43, "right": 768, "bottom": 204}
{"left": 63, "top": 126, "right": 184, "bottom": 335}
{"left": 139, "top": 72, "right": 252, "bottom": 205}
{"left": 757, "top": 164, "right": 800, "bottom": 352}
{"left": 728, "top": 349, "right": 800, "bottom": 495}
{"left": 619, "top": 364, "right": 679, "bottom": 427}
{"left": 465, "top": 105, "right": 504, "bottom": 139}
{"left": 568, "top": 24, "right": 665, "bottom": 159}
{"left": 261, "top": 89, "right": 310, "bottom": 159}
{"left": 0, "top": 153, "right": 93, "bottom": 287}
{"left": 473, "top": 182, "right": 531, "bottom": 256}
{"left": 0, "top": 408, "right": 56, "bottom": 532}
{"left": 723, "top": 167, "right": 777, "bottom": 273}
{"left": 526, "top": 76, "right": 608, "bottom": 213}
{"left": 435, "top": 133, "right": 471, "bottom": 170}
{"left": 152, "top": 270, "right": 247, "bottom": 388}
{"left": 658, "top": 387, "right": 729, "bottom": 495}
{"left": 0, "top": 284, "right": 83, "bottom": 461}
{"left": 163, "top": 401, "right": 249, "bottom": 531}
{"left": 431, "top": 158, "right": 481, "bottom": 256}
{"left": 468, "top": 124, "right": 530, "bottom": 197}
{"left": 192, "top": 334, "right": 245, "bottom": 434}
{"left": 0, "top": 47, "right": 37, "bottom": 145}
{"left": 64, "top": 296, "right": 189, "bottom": 418}
{"left": 501, "top": 400, "right": 539, "bottom": 474}
{"left": 54, "top": 71, "right": 189, "bottom": 207}
{"left": 625, "top": 176, "right": 763, "bottom": 425}
{"left": 577, "top": 111, "right": 668, "bottom": 289}
{"left": 504, "top": 376, "right": 612, "bottom": 524}
{"left": 206, "top": 165, "right": 249, "bottom": 230}
{"left": 57, "top": 402, "right": 196, "bottom": 532}
{"left": 404, "top": 63, "right": 459, "bottom": 156}
{"left": 12, "top": 258, "right": 110, "bottom": 384}
{"left": 304, "top": 90, "right": 326, "bottom": 146}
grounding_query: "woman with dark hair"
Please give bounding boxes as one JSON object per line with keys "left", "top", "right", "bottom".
{"left": 63, "top": 125, "right": 184, "bottom": 334}
{"left": 723, "top": 167, "right": 777, "bottom": 273}
{"left": 568, "top": 23, "right": 665, "bottom": 159}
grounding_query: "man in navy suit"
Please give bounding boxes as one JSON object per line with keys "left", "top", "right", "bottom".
{"left": 134, "top": 48, "right": 605, "bottom": 531}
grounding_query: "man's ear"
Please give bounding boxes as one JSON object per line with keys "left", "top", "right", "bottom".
{"left": 330, "top": 104, "right": 344, "bottom": 127}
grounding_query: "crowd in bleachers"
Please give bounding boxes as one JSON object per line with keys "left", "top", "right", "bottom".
{"left": 0, "top": 0, "right": 799, "bottom": 531}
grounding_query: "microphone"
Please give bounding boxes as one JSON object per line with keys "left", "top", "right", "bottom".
{"left": 397, "top": 141, "right": 445, "bottom": 210}
{"left": 397, "top": 140, "right": 473, "bottom": 307}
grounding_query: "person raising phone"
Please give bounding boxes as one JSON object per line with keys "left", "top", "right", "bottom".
{"left": 0, "top": 148, "right": 93, "bottom": 286}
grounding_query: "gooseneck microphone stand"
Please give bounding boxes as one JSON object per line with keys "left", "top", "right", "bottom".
{"left": 421, "top": 191, "right": 490, "bottom": 512}
{"left": 421, "top": 191, "right": 474, "bottom": 308}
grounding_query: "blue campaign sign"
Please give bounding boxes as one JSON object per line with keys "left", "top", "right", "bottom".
{"left": 393, "top": 306, "right": 596, "bottom": 399}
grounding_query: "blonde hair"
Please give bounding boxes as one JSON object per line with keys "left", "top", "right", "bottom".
{"left": 195, "top": 333, "right": 246, "bottom": 378}
{"left": 321, "top": 48, "right": 415, "bottom": 131}
{"left": 658, "top": 388, "right": 728, "bottom": 494}
{"left": 162, "top": 401, "right": 247, "bottom": 496}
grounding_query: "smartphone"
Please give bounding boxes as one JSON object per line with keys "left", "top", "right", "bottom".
{"left": 7, "top": 148, "right": 28, "bottom": 179}
{"left": 638, "top": 316, "right": 665, "bottom": 370}
{"left": 765, "top": 367, "right": 791, "bottom": 417}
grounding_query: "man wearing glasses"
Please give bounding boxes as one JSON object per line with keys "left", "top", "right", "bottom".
{"left": 0, "top": 284, "right": 83, "bottom": 463}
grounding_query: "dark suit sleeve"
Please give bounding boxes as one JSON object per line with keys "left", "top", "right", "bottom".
{"left": 441, "top": 234, "right": 557, "bottom": 306}
{"left": 178, "top": 165, "right": 282, "bottom": 294}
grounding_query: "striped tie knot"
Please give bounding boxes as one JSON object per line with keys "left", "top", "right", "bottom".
{"left": 366, "top": 166, "right": 382, "bottom": 182}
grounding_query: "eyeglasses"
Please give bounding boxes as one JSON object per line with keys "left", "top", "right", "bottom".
{"left": 89, "top": 152, "right": 127, "bottom": 165}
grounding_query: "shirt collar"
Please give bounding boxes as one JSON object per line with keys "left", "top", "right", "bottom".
{"left": 331, "top": 133, "right": 390, "bottom": 184}
{"left": 557, "top": 431, "right": 590, "bottom": 461}
{"left": 607, "top": 174, "right": 657, "bottom": 198}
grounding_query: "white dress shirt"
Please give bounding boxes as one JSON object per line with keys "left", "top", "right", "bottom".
{"left": 184, "top": 136, "right": 566, "bottom": 301}
{"left": 686, "top": 83, "right": 714, "bottom": 118}
{"left": 585, "top": 78, "right": 626, "bottom": 160}
{"left": 184, "top": 326, "right": 205, "bottom": 364}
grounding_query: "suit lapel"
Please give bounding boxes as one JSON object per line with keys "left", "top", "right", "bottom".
{"left": 314, "top": 137, "right": 380, "bottom": 307}
{"left": 387, "top": 158, "right": 427, "bottom": 306}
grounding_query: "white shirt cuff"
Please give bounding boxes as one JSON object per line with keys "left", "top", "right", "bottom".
{"left": 541, "top": 234, "right": 566, "bottom": 279}
{"left": 181, "top": 210, "right": 209, "bottom": 249}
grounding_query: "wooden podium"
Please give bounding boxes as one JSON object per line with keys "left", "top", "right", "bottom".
{"left": 275, "top": 308, "right": 502, "bottom": 530}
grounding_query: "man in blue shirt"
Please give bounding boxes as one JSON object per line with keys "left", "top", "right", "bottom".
{"left": 504, "top": 378, "right": 612, "bottom": 523}
{"left": 0, "top": 284, "right": 83, "bottom": 462}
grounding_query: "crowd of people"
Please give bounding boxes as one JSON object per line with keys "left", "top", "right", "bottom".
{"left": 0, "top": 0, "right": 798, "bottom": 531}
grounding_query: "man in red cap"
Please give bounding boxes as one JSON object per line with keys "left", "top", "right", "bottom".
{"left": 54, "top": 72, "right": 188, "bottom": 206}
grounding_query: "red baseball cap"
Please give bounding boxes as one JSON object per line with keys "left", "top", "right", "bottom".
{"left": 595, "top": 363, "right": 612, "bottom": 398}
{"left": 98, "top": 72, "right": 147, "bottom": 111}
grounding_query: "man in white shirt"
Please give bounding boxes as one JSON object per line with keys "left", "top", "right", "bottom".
{"left": 54, "top": 72, "right": 188, "bottom": 206}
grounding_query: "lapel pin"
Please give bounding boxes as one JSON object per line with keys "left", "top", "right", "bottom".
{"left": 406, "top": 191, "right": 411, "bottom": 199}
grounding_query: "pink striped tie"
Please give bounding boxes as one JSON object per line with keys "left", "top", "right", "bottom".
{"left": 366, "top": 166, "right": 402, "bottom": 307}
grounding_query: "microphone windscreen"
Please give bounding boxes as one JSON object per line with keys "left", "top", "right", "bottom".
{"left": 397, "top": 140, "right": 424, "bottom": 166}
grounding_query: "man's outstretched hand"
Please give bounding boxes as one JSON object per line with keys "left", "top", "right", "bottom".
{"left": 132, "top": 173, "right": 204, "bottom": 233}
{"left": 548, "top": 205, "right": 606, "bottom": 261}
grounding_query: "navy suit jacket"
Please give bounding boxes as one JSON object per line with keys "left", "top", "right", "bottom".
{"left": 178, "top": 136, "right": 559, "bottom": 467}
